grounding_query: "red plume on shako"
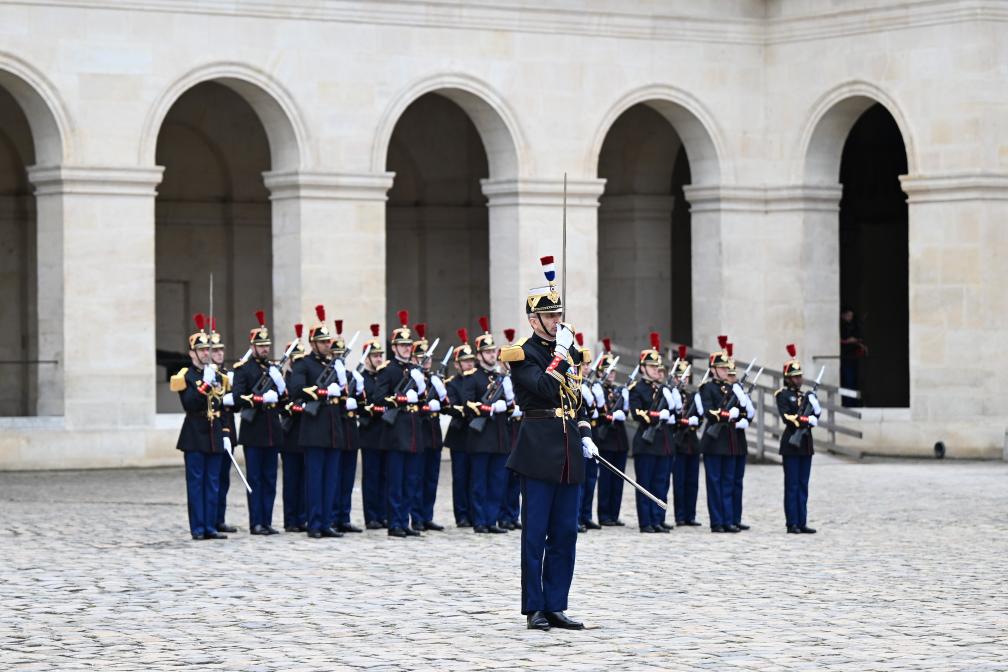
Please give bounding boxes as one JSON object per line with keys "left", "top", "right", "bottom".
{"left": 391, "top": 309, "right": 412, "bottom": 344}
{"left": 309, "top": 304, "right": 332, "bottom": 342}
{"left": 504, "top": 328, "right": 515, "bottom": 344}
{"left": 784, "top": 343, "right": 803, "bottom": 377}
{"left": 475, "top": 315, "right": 495, "bottom": 351}
{"left": 454, "top": 327, "right": 474, "bottom": 362}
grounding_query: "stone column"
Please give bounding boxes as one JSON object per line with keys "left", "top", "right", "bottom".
{"left": 481, "top": 178, "right": 606, "bottom": 343}
{"left": 262, "top": 171, "right": 394, "bottom": 347}
{"left": 28, "top": 165, "right": 164, "bottom": 427}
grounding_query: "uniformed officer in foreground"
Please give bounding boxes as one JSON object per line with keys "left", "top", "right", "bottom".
{"left": 775, "top": 344, "right": 821, "bottom": 534}
{"left": 503, "top": 255, "right": 595, "bottom": 631}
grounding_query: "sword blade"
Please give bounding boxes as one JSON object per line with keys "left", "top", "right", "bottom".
{"left": 595, "top": 453, "right": 667, "bottom": 510}
{"left": 226, "top": 447, "right": 252, "bottom": 493}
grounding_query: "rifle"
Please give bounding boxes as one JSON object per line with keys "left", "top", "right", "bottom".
{"left": 435, "top": 344, "right": 453, "bottom": 378}
{"left": 469, "top": 366, "right": 505, "bottom": 433}
{"left": 239, "top": 331, "right": 302, "bottom": 423}
{"left": 382, "top": 338, "right": 439, "bottom": 425}
{"left": 640, "top": 357, "right": 681, "bottom": 444}
{"left": 592, "top": 357, "right": 624, "bottom": 442}
{"left": 582, "top": 352, "right": 605, "bottom": 386}
{"left": 787, "top": 366, "right": 825, "bottom": 448}
{"left": 705, "top": 359, "right": 756, "bottom": 439}
{"left": 671, "top": 366, "right": 706, "bottom": 437}
{"left": 303, "top": 330, "right": 359, "bottom": 417}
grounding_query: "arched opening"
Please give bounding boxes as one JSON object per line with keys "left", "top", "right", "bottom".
{"left": 385, "top": 92, "right": 490, "bottom": 337}
{"left": 154, "top": 81, "right": 272, "bottom": 411}
{"left": 0, "top": 85, "right": 36, "bottom": 416}
{"left": 838, "top": 104, "right": 909, "bottom": 407}
{"left": 597, "top": 103, "right": 693, "bottom": 350}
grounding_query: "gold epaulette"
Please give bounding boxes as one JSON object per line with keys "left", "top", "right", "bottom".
{"left": 169, "top": 367, "right": 188, "bottom": 392}
{"left": 444, "top": 375, "right": 456, "bottom": 383}
{"left": 774, "top": 387, "right": 785, "bottom": 397}
{"left": 462, "top": 369, "right": 476, "bottom": 376}
{"left": 375, "top": 360, "right": 390, "bottom": 371}
{"left": 627, "top": 380, "right": 638, "bottom": 390}
{"left": 500, "top": 345, "right": 524, "bottom": 363}
{"left": 233, "top": 359, "right": 247, "bottom": 368}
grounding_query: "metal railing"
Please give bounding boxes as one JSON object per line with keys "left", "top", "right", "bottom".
{"left": 605, "top": 342, "right": 863, "bottom": 460}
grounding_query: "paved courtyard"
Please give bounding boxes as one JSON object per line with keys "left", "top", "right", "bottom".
{"left": 1, "top": 454, "right": 1006, "bottom": 670}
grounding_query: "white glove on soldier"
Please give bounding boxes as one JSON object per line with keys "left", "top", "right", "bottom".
{"left": 427, "top": 399, "right": 441, "bottom": 413}
{"left": 592, "top": 383, "right": 606, "bottom": 408}
{"left": 688, "top": 416, "right": 699, "bottom": 428}
{"left": 554, "top": 324, "right": 575, "bottom": 359}
{"left": 621, "top": 387, "right": 630, "bottom": 411}
{"left": 612, "top": 409, "right": 626, "bottom": 422}
{"left": 744, "top": 398, "right": 756, "bottom": 420}
{"left": 345, "top": 397, "right": 358, "bottom": 411}
{"left": 671, "top": 388, "right": 684, "bottom": 412}
{"left": 581, "top": 437, "right": 599, "bottom": 459}
{"left": 666, "top": 412, "right": 676, "bottom": 425}
{"left": 808, "top": 392, "right": 821, "bottom": 415}
{"left": 491, "top": 399, "right": 507, "bottom": 415}
{"left": 431, "top": 375, "right": 448, "bottom": 401}
{"left": 728, "top": 407, "right": 740, "bottom": 420}
{"left": 736, "top": 418, "right": 749, "bottom": 430}
{"left": 202, "top": 364, "right": 217, "bottom": 385}
{"left": 732, "top": 383, "right": 748, "bottom": 405}
{"left": 405, "top": 389, "right": 419, "bottom": 404}
{"left": 332, "top": 359, "right": 348, "bottom": 387}
{"left": 808, "top": 415, "right": 818, "bottom": 427}
{"left": 659, "top": 408, "right": 671, "bottom": 422}
{"left": 580, "top": 384, "right": 594, "bottom": 407}
{"left": 662, "top": 387, "right": 675, "bottom": 408}
{"left": 351, "top": 370, "right": 365, "bottom": 392}
{"left": 694, "top": 392, "right": 705, "bottom": 415}
{"left": 268, "top": 366, "right": 286, "bottom": 394}
{"left": 223, "top": 436, "right": 232, "bottom": 455}
{"left": 409, "top": 368, "right": 427, "bottom": 394}
{"left": 326, "top": 382, "right": 341, "bottom": 398}
{"left": 511, "top": 405, "right": 523, "bottom": 419}
{"left": 502, "top": 376, "right": 514, "bottom": 402}
{"left": 262, "top": 389, "right": 279, "bottom": 405}
{"left": 222, "top": 393, "right": 234, "bottom": 407}
{"left": 591, "top": 409, "right": 599, "bottom": 419}
{"left": 226, "top": 370, "right": 235, "bottom": 386}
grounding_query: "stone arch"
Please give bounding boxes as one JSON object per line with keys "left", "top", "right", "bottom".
{"left": 586, "top": 84, "right": 725, "bottom": 186}
{"left": 0, "top": 52, "right": 74, "bottom": 165}
{"left": 140, "top": 62, "right": 309, "bottom": 171}
{"left": 372, "top": 73, "right": 525, "bottom": 179}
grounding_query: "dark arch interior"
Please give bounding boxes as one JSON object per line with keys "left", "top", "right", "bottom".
{"left": 385, "top": 92, "right": 490, "bottom": 341}
{"left": 839, "top": 103, "right": 909, "bottom": 407}
{"left": 597, "top": 103, "right": 692, "bottom": 353}
{"left": 154, "top": 81, "right": 272, "bottom": 411}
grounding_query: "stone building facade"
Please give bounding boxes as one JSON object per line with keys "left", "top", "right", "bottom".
{"left": 0, "top": 0, "right": 1005, "bottom": 468}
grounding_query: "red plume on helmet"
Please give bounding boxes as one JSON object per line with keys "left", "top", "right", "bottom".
{"left": 193, "top": 313, "right": 206, "bottom": 331}
{"left": 478, "top": 316, "right": 490, "bottom": 333}
{"left": 315, "top": 305, "right": 326, "bottom": 322}
{"left": 575, "top": 332, "right": 584, "bottom": 346}
{"left": 602, "top": 338, "right": 612, "bottom": 353}
{"left": 294, "top": 323, "right": 303, "bottom": 338}
{"left": 650, "top": 332, "right": 661, "bottom": 350}
{"left": 334, "top": 319, "right": 343, "bottom": 335}
{"left": 457, "top": 328, "right": 469, "bottom": 344}
{"left": 255, "top": 310, "right": 265, "bottom": 327}
{"left": 503, "top": 328, "right": 515, "bottom": 343}
{"left": 717, "top": 334, "right": 728, "bottom": 348}
{"left": 678, "top": 344, "right": 688, "bottom": 360}
{"left": 786, "top": 343, "right": 797, "bottom": 357}
{"left": 397, "top": 310, "right": 409, "bottom": 327}
{"left": 370, "top": 323, "right": 380, "bottom": 337}
{"left": 726, "top": 343, "right": 734, "bottom": 357}
{"left": 415, "top": 323, "right": 426, "bottom": 339}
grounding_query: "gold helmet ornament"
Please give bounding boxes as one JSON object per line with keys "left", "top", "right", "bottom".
{"left": 188, "top": 313, "right": 211, "bottom": 350}
{"left": 454, "top": 328, "right": 475, "bottom": 362}
{"left": 475, "top": 316, "right": 496, "bottom": 351}
{"left": 309, "top": 305, "right": 332, "bottom": 342}
{"left": 709, "top": 334, "right": 731, "bottom": 368}
{"left": 639, "top": 332, "right": 664, "bottom": 367}
{"left": 783, "top": 343, "right": 803, "bottom": 377}
{"left": 526, "top": 255, "right": 563, "bottom": 314}
{"left": 332, "top": 319, "right": 347, "bottom": 356}
{"left": 672, "top": 344, "right": 690, "bottom": 377}
{"left": 249, "top": 310, "right": 271, "bottom": 346}
{"left": 390, "top": 310, "right": 412, "bottom": 345}
{"left": 210, "top": 317, "right": 225, "bottom": 350}
{"left": 363, "top": 323, "right": 384, "bottom": 354}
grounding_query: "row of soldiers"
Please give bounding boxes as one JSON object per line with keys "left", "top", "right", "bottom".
{"left": 171, "top": 311, "right": 821, "bottom": 540}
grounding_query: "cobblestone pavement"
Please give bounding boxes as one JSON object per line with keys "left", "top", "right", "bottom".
{"left": 1, "top": 454, "right": 1006, "bottom": 671}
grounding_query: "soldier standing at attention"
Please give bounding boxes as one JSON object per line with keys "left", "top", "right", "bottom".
{"left": 498, "top": 328, "right": 523, "bottom": 531}
{"left": 410, "top": 324, "right": 447, "bottom": 532}
{"left": 331, "top": 320, "right": 365, "bottom": 534}
{"left": 669, "top": 347, "right": 702, "bottom": 527}
{"left": 726, "top": 342, "right": 755, "bottom": 531}
{"left": 697, "top": 337, "right": 742, "bottom": 533}
{"left": 775, "top": 344, "right": 821, "bottom": 534}
{"left": 576, "top": 333, "right": 600, "bottom": 533}
{"left": 593, "top": 339, "right": 630, "bottom": 527}
{"left": 359, "top": 324, "right": 389, "bottom": 530}
{"left": 280, "top": 326, "right": 307, "bottom": 532}
{"left": 445, "top": 329, "right": 476, "bottom": 527}
{"left": 171, "top": 313, "right": 229, "bottom": 540}
{"left": 502, "top": 255, "right": 596, "bottom": 631}
{"left": 209, "top": 319, "right": 239, "bottom": 534}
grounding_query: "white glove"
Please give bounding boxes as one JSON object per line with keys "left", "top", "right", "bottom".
{"left": 491, "top": 399, "right": 507, "bottom": 415}
{"left": 554, "top": 324, "right": 574, "bottom": 359}
{"left": 222, "top": 436, "right": 232, "bottom": 455}
{"left": 808, "top": 392, "right": 821, "bottom": 415}
{"left": 662, "top": 387, "right": 675, "bottom": 408}
{"left": 405, "top": 389, "right": 419, "bottom": 404}
{"left": 666, "top": 413, "right": 676, "bottom": 425}
{"left": 202, "top": 364, "right": 217, "bottom": 385}
{"left": 612, "top": 409, "right": 626, "bottom": 422}
{"left": 268, "top": 366, "right": 286, "bottom": 395}
{"left": 222, "top": 393, "right": 234, "bottom": 407}
{"left": 621, "top": 387, "right": 630, "bottom": 411}
{"left": 501, "top": 376, "right": 514, "bottom": 402}
{"left": 345, "top": 396, "right": 358, "bottom": 411}
{"left": 744, "top": 399, "right": 756, "bottom": 420}
{"left": 592, "top": 383, "right": 606, "bottom": 408}
{"left": 580, "top": 384, "right": 594, "bottom": 407}
{"left": 262, "top": 389, "right": 279, "bottom": 405}
{"left": 409, "top": 368, "right": 427, "bottom": 394}
{"left": 591, "top": 409, "right": 599, "bottom": 419}
{"left": 332, "top": 359, "right": 348, "bottom": 387}
{"left": 351, "top": 369, "right": 365, "bottom": 391}
{"left": 736, "top": 418, "right": 749, "bottom": 430}
{"left": 808, "top": 415, "right": 818, "bottom": 427}
{"left": 427, "top": 399, "right": 440, "bottom": 412}
{"left": 693, "top": 392, "right": 705, "bottom": 415}
{"left": 659, "top": 408, "right": 670, "bottom": 421}
{"left": 325, "top": 382, "right": 340, "bottom": 398}
{"left": 688, "top": 416, "right": 699, "bottom": 427}
{"left": 728, "top": 407, "right": 740, "bottom": 420}
{"left": 226, "top": 370, "right": 235, "bottom": 386}
{"left": 671, "top": 388, "right": 684, "bottom": 412}
{"left": 581, "top": 437, "right": 599, "bottom": 459}
{"left": 431, "top": 375, "right": 448, "bottom": 401}
{"left": 732, "top": 383, "right": 747, "bottom": 404}
{"left": 511, "top": 405, "right": 523, "bottom": 419}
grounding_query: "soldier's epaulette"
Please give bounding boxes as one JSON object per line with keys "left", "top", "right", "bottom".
{"left": 500, "top": 338, "right": 528, "bottom": 363}
{"left": 444, "top": 375, "right": 456, "bottom": 383}
{"left": 232, "top": 358, "right": 248, "bottom": 368}
{"left": 169, "top": 367, "right": 189, "bottom": 393}
{"left": 462, "top": 369, "right": 476, "bottom": 376}
{"left": 627, "top": 380, "right": 638, "bottom": 390}
{"left": 375, "top": 360, "right": 390, "bottom": 371}
{"left": 291, "top": 352, "right": 306, "bottom": 362}
{"left": 774, "top": 387, "right": 785, "bottom": 397}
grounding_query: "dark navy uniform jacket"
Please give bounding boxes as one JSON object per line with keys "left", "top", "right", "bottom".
{"left": 775, "top": 385, "right": 817, "bottom": 456}
{"left": 592, "top": 381, "right": 630, "bottom": 453}
{"left": 376, "top": 358, "right": 421, "bottom": 453}
{"left": 358, "top": 366, "right": 385, "bottom": 451}
{"left": 337, "top": 368, "right": 365, "bottom": 452}
{"left": 419, "top": 374, "right": 444, "bottom": 452}
{"left": 443, "top": 371, "right": 474, "bottom": 451}
{"left": 171, "top": 366, "right": 229, "bottom": 454}
{"left": 698, "top": 379, "right": 743, "bottom": 456}
{"left": 629, "top": 379, "right": 674, "bottom": 457}
{"left": 503, "top": 334, "right": 590, "bottom": 485}
{"left": 290, "top": 352, "right": 344, "bottom": 450}
{"left": 231, "top": 358, "right": 285, "bottom": 448}
{"left": 465, "top": 367, "right": 512, "bottom": 455}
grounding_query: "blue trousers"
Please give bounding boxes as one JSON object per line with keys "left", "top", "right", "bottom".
{"left": 217, "top": 450, "right": 231, "bottom": 526}
{"left": 386, "top": 450, "right": 424, "bottom": 530}
{"left": 596, "top": 450, "right": 627, "bottom": 523}
{"left": 732, "top": 454, "right": 747, "bottom": 525}
{"left": 415, "top": 448, "right": 441, "bottom": 524}
{"left": 656, "top": 454, "right": 673, "bottom": 525}
{"left": 332, "top": 450, "right": 357, "bottom": 526}
{"left": 498, "top": 469, "right": 521, "bottom": 525}
{"left": 184, "top": 451, "right": 223, "bottom": 537}
{"left": 281, "top": 452, "right": 306, "bottom": 529}
{"left": 578, "top": 456, "right": 599, "bottom": 524}
{"left": 304, "top": 446, "right": 339, "bottom": 533}
{"left": 783, "top": 454, "right": 813, "bottom": 527}
{"left": 672, "top": 453, "right": 701, "bottom": 524}
{"left": 244, "top": 445, "right": 279, "bottom": 529}
{"left": 361, "top": 447, "right": 386, "bottom": 525}
{"left": 450, "top": 449, "right": 471, "bottom": 523}
{"left": 520, "top": 477, "right": 579, "bottom": 615}
{"left": 633, "top": 454, "right": 671, "bottom": 529}
{"left": 704, "top": 454, "right": 736, "bottom": 528}
{"left": 469, "top": 452, "right": 508, "bottom": 528}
